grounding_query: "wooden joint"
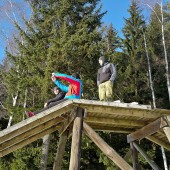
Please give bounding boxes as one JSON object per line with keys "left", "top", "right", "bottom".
{"left": 127, "top": 117, "right": 169, "bottom": 143}
{"left": 59, "top": 107, "right": 78, "bottom": 136}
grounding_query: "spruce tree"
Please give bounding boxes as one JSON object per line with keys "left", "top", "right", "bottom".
{"left": 2, "top": 0, "right": 106, "bottom": 169}
{"left": 122, "top": 0, "right": 149, "bottom": 103}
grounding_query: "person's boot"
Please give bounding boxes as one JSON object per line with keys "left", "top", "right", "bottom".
{"left": 26, "top": 111, "right": 35, "bottom": 117}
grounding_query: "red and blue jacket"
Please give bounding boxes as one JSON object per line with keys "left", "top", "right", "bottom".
{"left": 53, "top": 73, "right": 82, "bottom": 99}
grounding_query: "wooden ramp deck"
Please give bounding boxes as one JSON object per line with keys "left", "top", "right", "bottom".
{"left": 0, "top": 99, "right": 170, "bottom": 169}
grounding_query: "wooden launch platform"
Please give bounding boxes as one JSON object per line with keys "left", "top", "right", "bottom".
{"left": 0, "top": 99, "right": 170, "bottom": 170}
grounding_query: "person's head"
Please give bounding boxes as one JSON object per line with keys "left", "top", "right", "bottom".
{"left": 53, "top": 87, "right": 61, "bottom": 95}
{"left": 99, "top": 56, "right": 105, "bottom": 66}
{"left": 71, "top": 73, "right": 80, "bottom": 79}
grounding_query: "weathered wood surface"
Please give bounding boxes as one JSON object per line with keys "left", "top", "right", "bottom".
{"left": 69, "top": 108, "right": 84, "bottom": 170}
{"left": 59, "top": 108, "right": 77, "bottom": 136}
{"left": 0, "top": 125, "right": 60, "bottom": 157}
{"left": 163, "top": 116, "right": 170, "bottom": 143}
{"left": 83, "top": 122, "right": 133, "bottom": 170}
{"left": 130, "top": 142, "right": 140, "bottom": 170}
{"left": 127, "top": 117, "right": 169, "bottom": 143}
{"left": 0, "top": 99, "right": 169, "bottom": 158}
{"left": 0, "top": 117, "right": 63, "bottom": 150}
{"left": 0, "top": 100, "right": 73, "bottom": 143}
{"left": 146, "top": 135, "right": 170, "bottom": 150}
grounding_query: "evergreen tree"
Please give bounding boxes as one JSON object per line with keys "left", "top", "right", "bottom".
{"left": 121, "top": 0, "right": 149, "bottom": 103}
{"left": 2, "top": 0, "right": 106, "bottom": 169}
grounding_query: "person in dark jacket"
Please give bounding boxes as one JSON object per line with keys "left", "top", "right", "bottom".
{"left": 26, "top": 87, "right": 66, "bottom": 117}
{"left": 97, "top": 56, "right": 116, "bottom": 101}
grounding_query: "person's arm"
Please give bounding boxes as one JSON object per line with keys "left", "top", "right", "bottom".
{"left": 53, "top": 73, "right": 81, "bottom": 85}
{"left": 109, "top": 63, "right": 117, "bottom": 82}
{"left": 52, "top": 75, "right": 69, "bottom": 92}
{"left": 46, "top": 92, "right": 66, "bottom": 105}
{"left": 52, "top": 72, "right": 82, "bottom": 97}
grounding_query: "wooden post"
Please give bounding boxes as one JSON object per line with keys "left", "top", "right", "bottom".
{"left": 130, "top": 142, "right": 140, "bottom": 170}
{"left": 133, "top": 142, "right": 160, "bottom": 170}
{"left": 53, "top": 131, "right": 68, "bottom": 170}
{"left": 69, "top": 108, "right": 84, "bottom": 170}
{"left": 83, "top": 122, "right": 133, "bottom": 170}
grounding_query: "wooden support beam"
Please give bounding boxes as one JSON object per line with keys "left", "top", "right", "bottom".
{"left": 163, "top": 116, "right": 170, "bottom": 143}
{"left": 0, "top": 117, "right": 63, "bottom": 150}
{"left": 0, "top": 125, "right": 60, "bottom": 157}
{"left": 69, "top": 108, "right": 84, "bottom": 170}
{"left": 59, "top": 108, "right": 77, "bottom": 136}
{"left": 133, "top": 142, "right": 160, "bottom": 170}
{"left": 130, "top": 142, "right": 140, "bottom": 170}
{"left": 127, "top": 117, "right": 169, "bottom": 143}
{"left": 115, "top": 149, "right": 132, "bottom": 170}
{"left": 90, "top": 125, "right": 133, "bottom": 133}
{"left": 163, "top": 127, "right": 170, "bottom": 143}
{"left": 146, "top": 136, "right": 170, "bottom": 151}
{"left": 85, "top": 117, "right": 146, "bottom": 127}
{"left": 83, "top": 106, "right": 157, "bottom": 119}
{"left": 83, "top": 122, "right": 133, "bottom": 170}
{"left": 53, "top": 131, "right": 68, "bottom": 170}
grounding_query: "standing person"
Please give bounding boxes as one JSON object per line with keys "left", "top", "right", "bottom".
{"left": 26, "top": 87, "right": 66, "bottom": 117}
{"left": 97, "top": 56, "right": 117, "bottom": 101}
{"left": 51, "top": 72, "right": 82, "bottom": 99}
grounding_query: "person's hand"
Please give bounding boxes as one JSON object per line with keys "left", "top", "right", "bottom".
{"left": 44, "top": 103, "right": 47, "bottom": 108}
{"left": 51, "top": 75, "right": 56, "bottom": 82}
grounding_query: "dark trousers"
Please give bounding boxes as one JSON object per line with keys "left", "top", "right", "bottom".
{"left": 34, "top": 98, "right": 68, "bottom": 115}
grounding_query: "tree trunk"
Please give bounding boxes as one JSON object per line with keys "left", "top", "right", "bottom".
{"left": 40, "top": 134, "right": 51, "bottom": 170}
{"left": 160, "top": 2, "right": 170, "bottom": 102}
{"left": 143, "top": 31, "right": 156, "bottom": 108}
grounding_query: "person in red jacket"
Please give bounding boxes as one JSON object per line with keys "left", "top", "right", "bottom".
{"left": 51, "top": 72, "right": 82, "bottom": 99}
{"left": 26, "top": 72, "right": 82, "bottom": 117}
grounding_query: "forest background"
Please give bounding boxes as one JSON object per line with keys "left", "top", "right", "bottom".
{"left": 0, "top": 0, "right": 170, "bottom": 169}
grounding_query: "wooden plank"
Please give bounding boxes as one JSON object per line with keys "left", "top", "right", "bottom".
{"left": 0, "top": 117, "right": 63, "bottom": 150}
{"left": 0, "top": 125, "right": 60, "bottom": 158}
{"left": 73, "top": 99, "right": 151, "bottom": 110}
{"left": 146, "top": 136, "right": 170, "bottom": 151}
{"left": 53, "top": 131, "right": 68, "bottom": 170}
{"left": 115, "top": 149, "right": 132, "bottom": 170}
{"left": 0, "top": 102, "right": 72, "bottom": 143}
{"left": 133, "top": 142, "right": 160, "bottom": 170}
{"left": 127, "top": 117, "right": 168, "bottom": 143}
{"left": 85, "top": 117, "right": 146, "bottom": 127}
{"left": 130, "top": 142, "right": 140, "bottom": 170}
{"left": 90, "top": 125, "right": 133, "bottom": 133}
{"left": 69, "top": 108, "right": 84, "bottom": 170}
{"left": 83, "top": 122, "right": 133, "bottom": 170}
{"left": 80, "top": 106, "right": 160, "bottom": 119}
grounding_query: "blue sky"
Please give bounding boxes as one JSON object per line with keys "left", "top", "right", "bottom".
{"left": 0, "top": 0, "right": 132, "bottom": 63}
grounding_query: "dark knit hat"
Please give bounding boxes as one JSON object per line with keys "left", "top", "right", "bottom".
{"left": 99, "top": 56, "right": 105, "bottom": 63}
{"left": 54, "top": 86, "right": 61, "bottom": 92}
{"left": 72, "top": 73, "right": 80, "bottom": 79}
